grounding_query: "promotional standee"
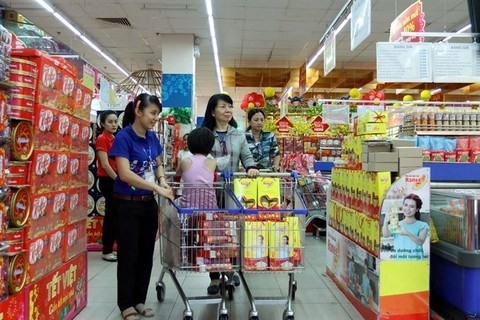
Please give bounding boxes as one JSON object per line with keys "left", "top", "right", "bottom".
{"left": 0, "top": 31, "right": 91, "bottom": 319}
{"left": 327, "top": 168, "right": 430, "bottom": 320}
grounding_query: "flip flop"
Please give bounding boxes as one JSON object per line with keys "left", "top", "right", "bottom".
{"left": 134, "top": 304, "right": 155, "bottom": 317}
{"left": 122, "top": 312, "right": 140, "bottom": 320}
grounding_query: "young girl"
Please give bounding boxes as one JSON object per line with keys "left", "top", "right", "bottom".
{"left": 110, "top": 94, "right": 173, "bottom": 320}
{"left": 95, "top": 110, "right": 118, "bottom": 262}
{"left": 177, "top": 127, "right": 217, "bottom": 209}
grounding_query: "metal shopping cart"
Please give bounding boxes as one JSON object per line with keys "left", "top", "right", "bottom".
{"left": 156, "top": 181, "right": 242, "bottom": 320}
{"left": 227, "top": 172, "right": 307, "bottom": 320}
{"left": 297, "top": 174, "right": 330, "bottom": 239}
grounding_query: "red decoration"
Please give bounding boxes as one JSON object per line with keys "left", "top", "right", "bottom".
{"left": 241, "top": 92, "right": 265, "bottom": 111}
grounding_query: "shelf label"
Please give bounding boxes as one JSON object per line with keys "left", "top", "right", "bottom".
{"left": 433, "top": 43, "right": 480, "bottom": 83}
{"left": 376, "top": 42, "right": 433, "bottom": 82}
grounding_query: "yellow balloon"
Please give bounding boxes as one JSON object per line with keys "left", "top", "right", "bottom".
{"left": 248, "top": 102, "right": 255, "bottom": 108}
{"left": 349, "top": 88, "right": 361, "bottom": 99}
{"left": 393, "top": 102, "right": 402, "bottom": 107}
{"left": 403, "top": 95, "right": 414, "bottom": 102}
{"left": 420, "top": 90, "right": 431, "bottom": 101}
{"left": 264, "top": 87, "right": 275, "bottom": 98}
{"left": 373, "top": 98, "right": 380, "bottom": 105}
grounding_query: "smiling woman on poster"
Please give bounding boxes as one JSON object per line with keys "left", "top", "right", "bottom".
{"left": 382, "top": 193, "right": 430, "bottom": 260}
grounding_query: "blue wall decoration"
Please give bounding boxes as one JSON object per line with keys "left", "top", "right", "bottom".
{"left": 162, "top": 73, "right": 193, "bottom": 108}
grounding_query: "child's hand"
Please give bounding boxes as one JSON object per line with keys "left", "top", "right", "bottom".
{"left": 155, "top": 186, "right": 174, "bottom": 200}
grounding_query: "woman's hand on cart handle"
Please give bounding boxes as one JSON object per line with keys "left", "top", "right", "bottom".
{"left": 155, "top": 185, "right": 174, "bottom": 200}
{"left": 247, "top": 168, "right": 260, "bottom": 177}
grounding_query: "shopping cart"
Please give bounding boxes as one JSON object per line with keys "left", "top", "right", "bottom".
{"left": 226, "top": 172, "right": 307, "bottom": 320}
{"left": 156, "top": 180, "right": 242, "bottom": 320}
{"left": 297, "top": 174, "right": 330, "bottom": 239}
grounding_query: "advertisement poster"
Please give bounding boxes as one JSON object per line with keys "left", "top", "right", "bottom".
{"left": 327, "top": 226, "right": 379, "bottom": 314}
{"left": 82, "top": 65, "right": 94, "bottom": 92}
{"left": 26, "top": 252, "right": 87, "bottom": 320}
{"left": 324, "top": 32, "right": 336, "bottom": 76}
{"left": 380, "top": 168, "right": 430, "bottom": 261}
{"left": 389, "top": 0, "right": 426, "bottom": 43}
{"left": 351, "top": 0, "right": 371, "bottom": 51}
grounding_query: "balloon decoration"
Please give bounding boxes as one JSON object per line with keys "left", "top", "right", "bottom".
{"left": 403, "top": 95, "right": 414, "bottom": 102}
{"left": 288, "top": 96, "right": 303, "bottom": 106}
{"left": 264, "top": 87, "right": 275, "bottom": 98}
{"left": 360, "top": 89, "right": 385, "bottom": 103}
{"left": 420, "top": 90, "right": 432, "bottom": 101}
{"left": 349, "top": 88, "right": 361, "bottom": 99}
{"left": 240, "top": 92, "right": 265, "bottom": 111}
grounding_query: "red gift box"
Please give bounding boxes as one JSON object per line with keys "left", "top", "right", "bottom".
{"left": 27, "top": 190, "right": 67, "bottom": 239}
{"left": 30, "top": 150, "right": 57, "bottom": 193}
{"left": 0, "top": 289, "right": 26, "bottom": 320}
{"left": 63, "top": 219, "right": 86, "bottom": 262}
{"left": 33, "top": 105, "right": 59, "bottom": 151}
{"left": 68, "top": 187, "right": 88, "bottom": 224}
{"left": 26, "top": 228, "right": 64, "bottom": 283}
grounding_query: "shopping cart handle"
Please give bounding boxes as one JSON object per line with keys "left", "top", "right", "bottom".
{"left": 220, "top": 171, "right": 234, "bottom": 178}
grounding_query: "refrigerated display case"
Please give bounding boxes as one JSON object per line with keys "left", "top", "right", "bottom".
{"left": 430, "top": 189, "right": 480, "bottom": 318}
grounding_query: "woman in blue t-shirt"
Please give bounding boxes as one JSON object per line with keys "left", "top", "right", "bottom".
{"left": 110, "top": 94, "right": 173, "bottom": 320}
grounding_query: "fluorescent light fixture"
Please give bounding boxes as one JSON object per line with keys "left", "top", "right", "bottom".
{"left": 306, "top": 45, "right": 325, "bottom": 69}
{"left": 431, "top": 88, "right": 442, "bottom": 95}
{"left": 205, "top": 0, "right": 223, "bottom": 92}
{"left": 35, "top": 0, "right": 54, "bottom": 13}
{"left": 442, "top": 24, "right": 471, "bottom": 42}
{"left": 334, "top": 12, "right": 352, "bottom": 36}
{"left": 53, "top": 12, "right": 81, "bottom": 36}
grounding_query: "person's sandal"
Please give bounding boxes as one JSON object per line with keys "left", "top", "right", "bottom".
{"left": 207, "top": 279, "right": 221, "bottom": 295}
{"left": 134, "top": 304, "right": 154, "bottom": 317}
{"left": 122, "top": 308, "right": 140, "bottom": 320}
{"left": 102, "top": 253, "right": 117, "bottom": 262}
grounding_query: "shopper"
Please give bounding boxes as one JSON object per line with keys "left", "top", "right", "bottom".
{"left": 110, "top": 94, "right": 173, "bottom": 320}
{"left": 245, "top": 108, "right": 281, "bottom": 171}
{"left": 177, "top": 127, "right": 217, "bottom": 209}
{"left": 176, "top": 133, "right": 192, "bottom": 197}
{"left": 382, "top": 193, "right": 429, "bottom": 260}
{"left": 202, "top": 93, "right": 259, "bottom": 294}
{"left": 95, "top": 110, "right": 118, "bottom": 262}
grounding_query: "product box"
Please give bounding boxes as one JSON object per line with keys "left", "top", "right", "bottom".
{"left": 422, "top": 150, "right": 432, "bottom": 161}
{"left": 398, "top": 157, "right": 423, "bottom": 167}
{"left": 56, "top": 151, "right": 70, "bottom": 190}
{"left": 30, "top": 150, "right": 57, "bottom": 193}
{"left": 284, "top": 216, "right": 302, "bottom": 266}
{"left": 357, "top": 122, "right": 387, "bottom": 135}
{"left": 470, "top": 150, "right": 480, "bottom": 163}
{"left": 0, "top": 290, "right": 26, "bottom": 320}
{"left": 431, "top": 151, "right": 445, "bottom": 162}
{"left": 6, "top": 161, "right": 31, "bottom": 187}
{"left": 293, "top": 137, "right": 304, "bottom": 154}
{"left": 283, "top": 137, "right": 294, "bottom": 153}
{"left": 68, "top": 187, "right": 88, "bottom": 224}
{"left": 33, "top": 105, "right": 59, "bottom": 151}
{"left": 369, "top": 171, "right": 391, "bottom": 213}
{"left": 362, "top": 162, "right": 398, "bottom": 172}
{"left": 63, "top": 219, "right": 87, "bottom": 262}
{"left": 61, "top": 71, "right": 76, "bottom": 114}
{"left": 268, "top": 221, "right": 294, "bottom": 271}
{"left": 76, "top": 87, "right": 92, "bottom": 121}
{"left": 391, "top": 139, "right": 416, "bottom": 147}
{"left": 0, "top": 255, "right": 8, "bottom": 301}
{"left": 57, "top": 113, "right": 71, "bottom": 151}
{"left": 70, "top": 118, "right": 90, "bottom": 153}
{"left": 393, "top": 147, "right": 423, "bottom": 158}
{"left": 361, "top": 142, "right": 391, "bottom": 153}
{"left": 28, "top": 190, "right": 68, "bottom": 239}
{"left": 457, "top": 150, "right": 470, "bottom": 162}
{"left": 257, "top": 177, "right": 281, "bottom": 210}
{"left": 70, "top": 152, "right": 88, "bottom": 187}
{"left": 26, "top": 252, "right": 87, "bottom": 320}
{"left": 358, "top": 110, "right": 388, "bottom": 123}
{"left": 444, "top": 151, "right": 457, "bottom": 162}
{"left": 243, "top": 221, "right": 269, "bottom": 271}
{"left": 362, "top": 151, "right": 398, "bottom": 163}
{"left": 26, "top": 228, "right": 64, "bottom": 283}
{"left": 233, "top": 178, "right": 257, "bottom": 209}
{"left": 399, "top": 166, "right": 422, "bottom": 177}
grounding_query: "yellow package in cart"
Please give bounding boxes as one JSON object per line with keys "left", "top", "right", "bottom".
{"left": 257, "top": 177, "right": 281, "bottom": 210}
{"left": 268, "top": 221, "right": 293, "bottom": 270}
{"left": 285, "top": 216, "right": 302, "bottom": 266}
{"left": 243, "top": 221, "right": 268, "bottom": 271}
{"left": 234, "top": 178, "right": 257, "bottom": 209}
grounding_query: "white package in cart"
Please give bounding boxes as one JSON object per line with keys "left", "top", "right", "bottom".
{"left": 244, "top": 221, "right": 268, "bottom": 271}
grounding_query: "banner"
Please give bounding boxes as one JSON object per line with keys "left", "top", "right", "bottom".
{"left": 324, "top": 32, "right": 336, "bottom": 76}
{"left": 389, "top": 1, "right": 426, "bottom": 43}
{"left": 351, "top": 0, "right": 372, "bottom": 50}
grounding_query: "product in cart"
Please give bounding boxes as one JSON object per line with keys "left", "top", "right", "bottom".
{"left": 243, "top": 221, "right": 268, "bottom": 270}
{"left": 233, "top": 178, "right": 257, "bottom": 208}
{"left": 257, "top": 177, "right": 280, "bottom": 210}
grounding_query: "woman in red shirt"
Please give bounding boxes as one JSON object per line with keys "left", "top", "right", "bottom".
{"left": 96, "top": 110, "right": 119, "bottom": 262}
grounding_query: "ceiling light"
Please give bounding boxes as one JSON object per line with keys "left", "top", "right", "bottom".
{"left": 307, "top": 45, "right": 325, "bottom": 69}
{"left": 52, "top": 12, "right": 81, "bottom": 36}
{"left": 205, "top": 0, "right": 223, "bottom": 92}
{"left": 34, "top": 0, "right": 54, "bottom": 13}
{"left": 334, "top": 12, "right": 352, "bottom": 36}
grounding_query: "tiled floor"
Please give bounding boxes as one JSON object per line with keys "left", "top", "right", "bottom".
{"left": 76, "top": 236, "right": 364, "bottom": 320}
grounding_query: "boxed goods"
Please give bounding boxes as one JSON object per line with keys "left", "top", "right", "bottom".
{"left": 0, "top": 92, "right": 8, "bottom": 135}
{"left": 268, "top": 218, "right": 301, "bottom": 271}
{"left": 234, "top": 178, "right": 257, "bottom": 209}
{"left": 63, "top": 220, "right": 87, "bottom": 262}
{"left": 28, "top": 190, "right": 67, "bottom": 238}
{"left": 0, "top": 289, "right": 26, "bottom": 320}
{"left": 70, "top": 152, "right": 88, "bottom": 187}
{"left": 57, "top": 151, "right": 70, "bottom": 190}
{"left": 399, "top": 157, "right": 423, "bottom": 167}
{"left": 393, "top": 147, "right": 423, "bottom": 158}
{"left": 0, "top": 255, "right": 8, "bottom": 301}
{"left": 10, "top": 121, "right": 34, "bottom": 161}
{"left": 243, "top": 221, "right": 268, "bottom": 271}
{"left": 361, "top": 141, "right": 391, "bottom": 153}
{"left": 357, "top": 122, "right": 387, "bottom": 135}
{"left": 33, "top": 105, "right": 58, "bottom": 151}
{"left": 6, "top": 161, "right": 31, "bottom": 187}
{"left": 30, "top": 150, "right": 56, "bottom": 193}
{"left": 26, "top": 229, "right": 64, "bottom": 283}
{"left": 69, "top": 187, "right": 88, "bottom": 224}
{"left": 257, "top": 177, "right": 280, "bottom": 210}
{"left": 362, "top": 162, "right": 398, "bottom": 172}
{"left": 358, "top": 110, "right": 388, "bottom": 123}
{"left": 362, "top": 151, "right": 398, "bottom": 163}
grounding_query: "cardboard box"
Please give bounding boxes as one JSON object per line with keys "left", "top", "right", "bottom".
{"left": 268, "top": 221, "right": 293, "bottom": 270}
{"left": 30, "top": 150, "right": 57, "bottom": 193}
{"left": 363, "top": 152, "right": 399, "bottom": 163}
{"left": 69, "top": 187, "right": 88, "bottom": 224}
{"left": 0, "top": 289, "right": 26, "bottom": 320}
{"left": 233, "top": 178, "right": 257, "bottom": 209}
{"left": 358, "top": 110, "right": 388, "bottom": 123}
{"left": 26, "top": 252, "right": 87, "bottom": 320}
{"left": 27, "top": 190, "right": 67, "bottom": 239}
{"left": 357, "top": 122, "right": 387, "bottom": 135}
{"left": 398, "top": 157, "right": 423, "bottom": 167}
{"left": 362, "top": 162, "right": 398, "bottom": 172}
{"left": 399, "top": 166, "right": 422, "bottom": 177}
{"left": 391, "top": 139, "right": 416, "bottom": 147}
{"left": 243, "top": 221, "right": 269, "bottom": 271}
{"left": 361, "top": 142, "right": 391, "bottom": 153}
{"left": 431, "top": 151, "right": 445, "bottom": 162}
{"left": 26, "top": 228, "right": 64, "bottom": 283}
{"left": 257, "top": 177, "right": 281, "bottom": 210}
{"left": 393, "top": 147, "right": 423, "bottom": 158}
{"left": 457, "top": 150, "right": 470, "bottom": 162}
{"left": 33, "top": 105, "right": 59, "bottom": 151}
{"left": 57, "top": 151, "right": 70, "bottom": 190}
{"left": 63, "top": 219, "right": 87, "bottom": 262}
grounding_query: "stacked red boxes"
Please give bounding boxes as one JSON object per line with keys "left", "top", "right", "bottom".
{"left": 6, "top": 48, "right": 91, "bottom": 317}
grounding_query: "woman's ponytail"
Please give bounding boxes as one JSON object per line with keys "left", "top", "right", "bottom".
{"left": 122, "top": 101, "right": 135, "bottom": 128}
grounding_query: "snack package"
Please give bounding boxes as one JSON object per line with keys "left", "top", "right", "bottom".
{"left": 470, "top": 137, "right": 480, "bottom": 151}
{"left": 430, "top": 137, "right": 445, "bottom": 151}
{"left": 257, "top": 177, "right": 280, "bottom": 210}
{"left": 243, "top": 221, "right": 269, "bottom": 271}
{"left": 234, "top": 178, "right": 257, "bottom": 209}
{"left": 285, "top": 216, "right": 302, "bottom": 266}
{"left": 268, "top": 221, "right": 293, "bottom": 271}
{"left": 457, "top": 150, "right": 470, "bottom": 162}
{"left": 456, "top": 136, "right": 469, "bottom": 150}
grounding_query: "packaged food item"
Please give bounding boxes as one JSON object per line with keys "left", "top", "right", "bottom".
{"left": 268, "top": 221, "right": 292, "bottom": 270}
{"left": 257, "top": 177, "right": 280, "bottom": 210}
{"left": 243, "top": 221, "right": 268, "bottom": 271}
{"left": 457, "top": 136, "right": 469, "bottom": 150}
{"left": 470, "top": 137, "right": 480, "bottom": 151}
{"left": 444, "top": 138, "right": 457, "bottom": 162}
{"left": 457, "top": 150, "right": 470, "bottom": 162}
{"left": 233, "top": 178, "right": 257, "bottom": 209}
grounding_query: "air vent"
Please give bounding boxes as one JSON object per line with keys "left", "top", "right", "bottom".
{"left": 96, "top": 18, "right": 132, "bottom": 27}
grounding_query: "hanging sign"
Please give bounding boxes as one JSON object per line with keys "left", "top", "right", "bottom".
{"left": 311, "top": 116, "right": 330, "bottom": 134}
{"left": 276, "top": 116, "right": 293, "bottom": 135}
{"left": 351, "top": 0, "right": 372, "bottom": 50}
{"left": 433, "top": 43, "right": 480, "bottom": 83}
{"left": 324, "top": 32, "right": 336, "bottom": 76}
{"left": 82, "top": 65, "right": 94, "bottom": 92}
{"left": 389, "top": 1, "right": 426, "bottom": 43}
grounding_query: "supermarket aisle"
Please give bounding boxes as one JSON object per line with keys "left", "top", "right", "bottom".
{"left": 76, "top": 236, "right": 364, "bottom": 320}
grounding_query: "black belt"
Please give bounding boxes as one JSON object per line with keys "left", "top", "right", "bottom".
{"left": 113, "top": 193, "right": 153, "bottom": 202}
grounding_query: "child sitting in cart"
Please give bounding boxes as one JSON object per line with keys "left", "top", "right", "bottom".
{"left": 176, "top": 127, "right": 218, "bottom": 209}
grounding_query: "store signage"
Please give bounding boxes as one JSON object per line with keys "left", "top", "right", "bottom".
{"left": 298, "top": 63, "right": 306, "bottom": 96}
{"left": 351, "top": 0, "right": 372, "bottom": 51}
{"left": 389, "top": 0, "right": 426, "bottom": 43}
{"left": 376, "top": 42, "right": 433, "bottom": 83}
{"left": 324, "top": 32, "right": 336, "bottom": 76}
{"left": 276, "top": 116, "right": 293, "bottom": 135}
{"left": 311, "top": 116, "right": 330, "bottom": 134}
{"left": 433, "top": 43, "right": 480, "bottom": 83}
{"left": 82, "top": 65, "right": 94, "bottom": 92}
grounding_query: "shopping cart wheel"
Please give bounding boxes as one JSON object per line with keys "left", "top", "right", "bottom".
{"left": 283, "top": 310, "right": 294, "bottom": 320}
{"left": 291, "top": 281, "right": 297, "bottom": 301}
{"left": 249, "top": 316, "right": 259, "bottom": 320}
{"left": 227, "top": 285, "right": 234, "bottom": 300}
{"left": 183, "top": 316, "right": 193, "bottom": 320}
{"left": 156, "top": 281, "right": 165, "bottom": 302}
{"left": 218, "top": 314, "right": 229, "bottom": 320}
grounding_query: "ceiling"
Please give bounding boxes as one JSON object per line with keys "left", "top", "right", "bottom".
{"left": 2, "top": 0, "right": 478, "bottom": 105}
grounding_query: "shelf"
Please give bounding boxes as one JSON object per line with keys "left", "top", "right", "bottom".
{"left": 415, "top": 131, "right": 480, "bottom": 136}
{"left": 0, "top": 81, "right": 14, "bottom": 90}
{"left": 424, "top": 162, "right": 480, "bottom": 181}
{"left": 319, "top": 146, "right": 342, "bottom": 150}
{"left": 314, "top": 161, "right": 334, "bottom": 172}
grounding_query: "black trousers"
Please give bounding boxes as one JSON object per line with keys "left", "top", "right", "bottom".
{"left": 116, "top": 198, "right": 158, "bottom": 312}
{"left": 98, "top": 176, "right": 116, "bottom": 254}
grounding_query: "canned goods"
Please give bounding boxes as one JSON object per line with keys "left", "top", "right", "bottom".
{"left": 11, "top": 121, "right": 34, "bottom": 160}
{"left": 11, "top": 85, "right": 35, "bottom": 98}
{"left": 9, "top": 105, "right": 33, "bottom": 121}
{"left": 9, "top": 73, "right": 36, "bottom": 86}
{"left": 9, "top": 187, "right": 30, "bottom": 227}
{"left": 10, "top": 69, "right": 36, "bottom": 78}
{"left": 6, "top": 161, "right": 30, "bottom": 186}
{"left": 8, "top": 252, "right": 27, "bottom": 294}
